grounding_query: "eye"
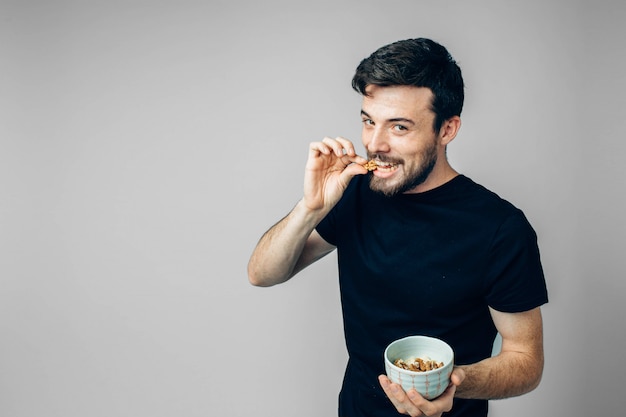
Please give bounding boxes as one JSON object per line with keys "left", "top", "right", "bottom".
{"left": 393, "top": 124, "right": 408, "bottom": 132}
{"left": 362, "top": 118, "right": 374, "bottom": 126}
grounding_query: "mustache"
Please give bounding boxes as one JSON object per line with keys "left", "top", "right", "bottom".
{"left": 366, "top": 154, "right": 403, "bottom": 165}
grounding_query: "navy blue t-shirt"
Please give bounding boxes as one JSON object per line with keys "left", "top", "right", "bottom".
{"left": 316, "top": 174, "right": 548, "bottom": 417}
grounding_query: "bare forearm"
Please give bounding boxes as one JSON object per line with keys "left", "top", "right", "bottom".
{"left": 455, "top": 350, "right": 543, "bottom": 400}
{"left": 247, "top": 200, "right": 329, "bottom": 287}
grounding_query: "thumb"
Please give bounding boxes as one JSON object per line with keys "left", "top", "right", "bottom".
{"left": 451, "top": 367, "right": 466, "bottom": 386}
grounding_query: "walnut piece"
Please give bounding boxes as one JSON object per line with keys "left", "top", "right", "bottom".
{"left": 394, "top": 357, "right": 444, "bottom": 372}
{"left": 363, "top": 160, "right": 378, "bottom": 171}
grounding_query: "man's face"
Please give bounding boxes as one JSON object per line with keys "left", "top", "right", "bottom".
{"left": 361, "top": 85, "right": 442, "bottom": 196}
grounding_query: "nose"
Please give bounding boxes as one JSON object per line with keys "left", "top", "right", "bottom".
{"left": 364, "top": 126, "right": 390, "bottom": 154}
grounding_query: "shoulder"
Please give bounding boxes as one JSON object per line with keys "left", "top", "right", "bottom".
{"left": 457, "top": 176, "right": 526, "bottom": 220}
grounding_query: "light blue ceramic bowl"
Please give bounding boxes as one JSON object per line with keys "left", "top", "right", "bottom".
{"left": 384, "top": 335, "right": 454, "bottom": 399}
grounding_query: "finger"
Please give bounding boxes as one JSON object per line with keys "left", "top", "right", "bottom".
{"left": 405, "top": 390, "right": 434, "bottom": 416}
{"left": 321, "top": 136, "right": 360, "bottom": 158}
{"left": 334, "top": 136, "right": 357, "bottom": 156}
{"left": 345, "top": 153, "right": 369, "bottom": 166}
{"left": 451, "top": 366, "right": 465, "bottom": 386}
{"left": 334, "top": 137, "right": 369, "bottom": 165}
{"left": 320, "top": 136, "right": 347, "bottom": 157}
{"left": 435, "top": 384, "right": 457, "bottom": 413}
{"left": 378, "top": 376, "right": 422, "bottom": 416}
{"left": 378, "top": 376, "right": 406, "bottom": 411}
{"left": 309, "top": 141, "right": 332, "bottom": 156}
{"left": 338, "top": 154, "right": 369, "bottom": 173}
{"left": 409, "top": 384, "right": 456, "bottom": 416}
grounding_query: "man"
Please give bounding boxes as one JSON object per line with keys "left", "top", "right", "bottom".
{"left": 248, "top": 38, "right": 548, "bottom": 417}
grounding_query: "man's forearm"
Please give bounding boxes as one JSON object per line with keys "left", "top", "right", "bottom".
{"left": 247, "top": 200, "right": 329, "bottom": 287}
{"left": 455, "top": 350, "right": 543, "bottom": 400}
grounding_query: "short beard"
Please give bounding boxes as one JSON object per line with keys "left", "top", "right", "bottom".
{"left": 368, "top": 146, "right": 438, "bottom": 197}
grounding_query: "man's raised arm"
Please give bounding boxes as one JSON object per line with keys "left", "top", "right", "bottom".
{"left": 247, "top": 136, "right": 368, "bottom": 287}
{"left": 247, "top": 200, "right": 335, "bottom": 287}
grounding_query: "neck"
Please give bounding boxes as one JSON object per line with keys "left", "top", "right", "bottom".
{"left": 405, "top": 162, "right": 458, "bottom": 194}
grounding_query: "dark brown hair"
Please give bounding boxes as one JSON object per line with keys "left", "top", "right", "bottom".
{"left": 352, "top": 38, "right": 464, "bottom": 133}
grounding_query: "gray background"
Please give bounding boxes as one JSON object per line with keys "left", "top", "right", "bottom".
{"left": 2, "top": 0, "right": 624, "bottom": 416}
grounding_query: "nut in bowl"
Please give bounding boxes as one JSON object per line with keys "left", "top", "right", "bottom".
{"left": 384, "top": 335, "right": 454, "bottom": 400}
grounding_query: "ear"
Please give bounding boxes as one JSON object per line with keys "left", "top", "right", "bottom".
{"left": 439, "top": 116, "right": 461, "bottom": 146}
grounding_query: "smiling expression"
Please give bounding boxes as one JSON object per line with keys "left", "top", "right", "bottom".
{"left": 361, "top": 85, "right": 446, "bottom": 196}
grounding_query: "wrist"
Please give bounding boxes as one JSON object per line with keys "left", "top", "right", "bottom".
{"left": 295, "top": 198, "right": 331, "bottom": 226}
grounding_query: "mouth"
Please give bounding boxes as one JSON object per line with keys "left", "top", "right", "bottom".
{"left": 372, "top": 159, "right": 399, "bottom": 173}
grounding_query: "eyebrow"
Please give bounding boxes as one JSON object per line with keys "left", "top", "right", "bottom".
{"left": 360, "top": 110, "right": 416, "bottom": 125}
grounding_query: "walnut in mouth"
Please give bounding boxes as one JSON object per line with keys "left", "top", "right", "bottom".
{"left": 363, "top": 160, "right": 378, "bottom": 171}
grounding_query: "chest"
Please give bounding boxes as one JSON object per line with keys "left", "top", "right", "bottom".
{"left": 335, "top": 202, "right": 496, "bottom": 308}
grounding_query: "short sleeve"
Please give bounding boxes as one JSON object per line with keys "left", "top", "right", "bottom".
{"left": 315, "top": 177, "right": 362, "bottom": 246}
{"left": 483, "top": 210, "right": 548, "bottom": 312}
{"left": 316, "top": 208, "right": 338, "bottom": 246}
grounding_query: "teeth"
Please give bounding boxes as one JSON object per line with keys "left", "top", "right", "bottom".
{"left": 366, "top": 159, "right": 398, "bottom": 171}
